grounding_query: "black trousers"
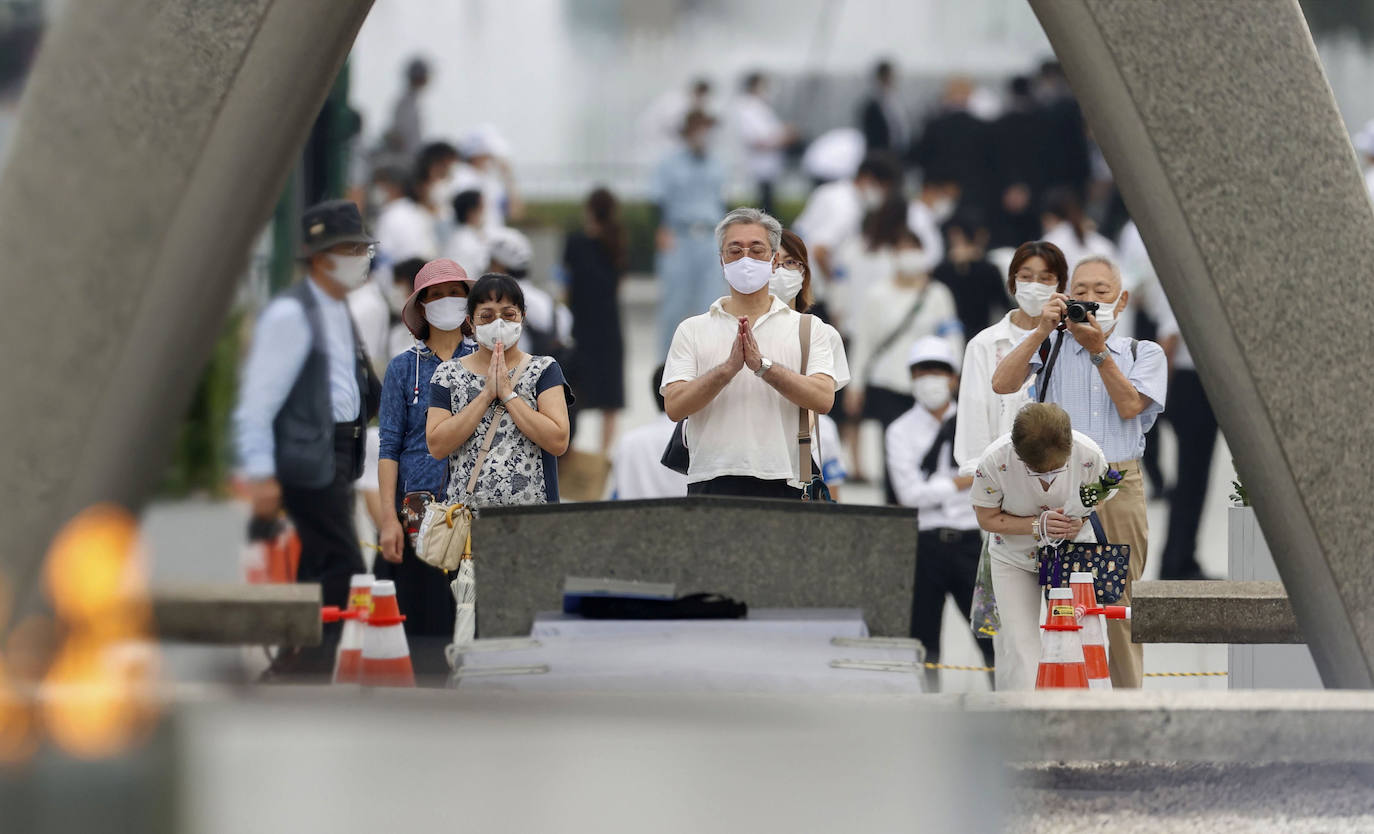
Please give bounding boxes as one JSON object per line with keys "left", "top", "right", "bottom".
{"left": 688, "top": 476, "right": 801, "bottom": 500}
{"left": 863, "top": 385, "right": 916, "bottom": 505}
{"left": 912, "top": 528, "right": 995, "bottom": 668}
{"left": 280, "top": 432, "right": 366, "bottom": 675}
{"left": 1160, "top": 370, "right": 1217, "bottom": 579}
{"left": 373, "top": 526, "right": 457, "bottom": 678}
{"left": 757, "top": 180, "right": 776, "bottom": 217}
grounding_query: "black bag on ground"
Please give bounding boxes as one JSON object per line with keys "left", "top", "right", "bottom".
{"left": 577, "top": 593, "right": 748, "bottom": 620}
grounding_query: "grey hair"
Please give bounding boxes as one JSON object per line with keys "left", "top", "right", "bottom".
{"left": 715, "top": 207, "right": 782, "bottom": 254}
{"left": 1072, "top": 254, "right": 1124, "bottom": 289}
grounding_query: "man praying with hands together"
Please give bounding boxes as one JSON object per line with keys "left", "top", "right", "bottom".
{"left": 662, "top": 207, "right": 844, "bottom": 498}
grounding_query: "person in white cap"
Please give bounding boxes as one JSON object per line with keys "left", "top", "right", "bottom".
{"left": 486, "top": 226, "right": 573, "bottom": 358}
{"left": 451, "top": 125, "right": 523, "bottom": 233}
{"left": 885, "top": 336, "right": 992, "bottom": 690}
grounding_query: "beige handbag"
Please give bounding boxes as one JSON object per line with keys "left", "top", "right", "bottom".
{"left": 416, "top": 356, "right": 531, "bottom": 570}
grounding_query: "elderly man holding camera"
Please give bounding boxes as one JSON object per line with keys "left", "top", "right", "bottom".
{"left": 990, "top": 254, "right": 1167, "bottom": 688}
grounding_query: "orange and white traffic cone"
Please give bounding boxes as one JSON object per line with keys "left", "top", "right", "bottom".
{"left": 359, "top": 580, "right": 414, "bottom": 687}
{"left": 1069, "top": 572, "right": 1111, "bottom": 690}
{"left": 1035, "top": 587, "right": 1089, "bottom": 690}
{"left": 332, "top": 573, "right": 374, "bottom": 685}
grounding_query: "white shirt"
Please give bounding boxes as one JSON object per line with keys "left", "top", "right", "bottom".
{"left": 793, "top": 179, "right": 863, "bottom": 306}
{"left": 1043, "top": 220, "right": 1117, "bottom": 273}
{"left": 387, "top": 323, "right": 415, "bottom": 365}
{"left": 886, "top": 402, "right": 977, "bottom": 531}
{"left": 517, "top": 279, "right": 574, "bottom": 345}
{"left": 662, "top": 295, "right": 842, "bottom": 484}
{"left": 850, "top": 278, "right": 963, "bottom": 394}
{"left": 375, "top": 198, "right": 438, "bottom": 263}
{"left": 953, "top": 312, "right": 1036, "bottom": 477}
{"left": 816, "top": 413, "right": 848, "bottom": 486}
{"left": 444, "top": 224, "right": 489, "bottom": 279}
{"left": 347, "top": 280, "right": 391, "bottom": 378}
{"left": 905, "top": 200, "right": 948, "bottom": 266}
{"left": 233, "top": 278, "right": 362, "bottom": 479}
{"left": 1155, "top": 308, "right": 1193, "bottom": 371}
{"left": 734, "top": 93, "right": 787, "bottom": 181}
{"left": 815, "top": 319, "right": 851, "bottom": 390}
{"left": 610, "top": 413, "right": 688, "bottom": 500}
{"left": 971, "top": 430, "right": 1109, "bottom": 570}
{"left": 794, "top": 180, "right": 862, "bottom": 255}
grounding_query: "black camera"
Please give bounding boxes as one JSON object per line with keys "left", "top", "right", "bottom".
{"left": 1065, "top": 300, "right": 1100, "bottom": 323}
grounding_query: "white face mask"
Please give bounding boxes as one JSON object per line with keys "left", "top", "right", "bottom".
{"left": 858, "top": 185, "right": 885, "bottom": 211}
{"left": 912, "top": 375, "right": 952, "bottom": 411}
{"left": 328, "top": 253, "right": 372, "bottom": 290}
{"left": 895, "top": 249, "right": 931, "bottom": 275}
{"left": 722, "top": 256, "right": 773, "bottom": 295}
{"left": 475, "top": 318, "right": 522, "bottom": 351}
{"left": 929, "top": 196, "right": 957, "bottom": 223}
{"left": 1014, "top": 281, "right": 1056, "bottom": 317}
{"left": 423, "top": 296, "right": 467, "bottom": 331}
{"left": 1091, "top": 292, "right": 1123, "bottom": 334}
{"left": 769, "top": 266, "right": 805, "bottom": 303}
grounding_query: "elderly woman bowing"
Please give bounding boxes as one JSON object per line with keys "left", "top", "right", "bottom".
{"left": 970, "top": 403, "right": 1114, "bottom": 691}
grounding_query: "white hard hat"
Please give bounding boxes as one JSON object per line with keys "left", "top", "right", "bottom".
{"left": 907, "top": 336, "right": 959, "bottom": 373}
{"left": 487, "top": 227, "right": 532, "bottom": 272}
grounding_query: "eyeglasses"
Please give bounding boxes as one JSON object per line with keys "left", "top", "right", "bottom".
{"left": 1014, "top": 270, "right": 1057, "bottom": 284}
{"left": 473, "top": 309, "right": 522, "bottom": 324}
{"left": 779, "top": 257, "right": 805, "bottom": 271}
{"left": 723, "top": 244, "right": 771, "bottom": 260}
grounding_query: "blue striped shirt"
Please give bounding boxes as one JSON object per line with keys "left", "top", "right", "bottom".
{"left": 1028, "top": 332, "right": 1167, "bottom": 463}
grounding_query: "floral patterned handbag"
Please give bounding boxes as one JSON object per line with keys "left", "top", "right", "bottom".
{"left": 1037, "top": 512, "right": 1130, "bottom": 605}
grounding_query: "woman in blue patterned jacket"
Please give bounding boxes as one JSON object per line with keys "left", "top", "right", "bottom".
{"left": 376, "top": 258, "right": 476, "bottom": 672}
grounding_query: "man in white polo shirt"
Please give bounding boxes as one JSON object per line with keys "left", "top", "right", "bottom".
{"left": 662, "top": 207, "right": 842, "bottom": 498}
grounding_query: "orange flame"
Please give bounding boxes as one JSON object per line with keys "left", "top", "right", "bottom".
{"left": 33, "top": 505, "right": 159, "bottom": 760}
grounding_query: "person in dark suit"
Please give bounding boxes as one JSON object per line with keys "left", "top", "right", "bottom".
{"left": 932, "top": 212, "right": 1008, "bottom": 338}
{"left": 988, "top": 76, "right": 1045, "bottom": 249}
{"left": 910, "top": 77, "right": 994, "bottom": 218}
{"left": 1034, "top": 61, "right": 1092, "bottom": 200}
{"left": 858, "top": 59, "right": 908, "bottom": 155}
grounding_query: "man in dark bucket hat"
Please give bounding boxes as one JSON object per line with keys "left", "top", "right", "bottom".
{"left": 233, "top": 199, "right": 382, "bottom": 678}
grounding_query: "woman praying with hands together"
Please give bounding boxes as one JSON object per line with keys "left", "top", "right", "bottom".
{"left": 426, "top": 274, "right": 574, "bottom": 507}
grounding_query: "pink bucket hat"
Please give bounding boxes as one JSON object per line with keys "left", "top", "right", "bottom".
{"left": 402, "top": 258, "right": 474, "bottom": 337}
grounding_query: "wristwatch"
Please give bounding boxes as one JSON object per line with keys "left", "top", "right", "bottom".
{"left": 754, "top": 357, "right": 774, "bottom": 378}
{"left": 1090, "top": 349, "right": 1110, "bottom": 367}
{"left": 500, "top": 392, "right": 519, "bottom": 406}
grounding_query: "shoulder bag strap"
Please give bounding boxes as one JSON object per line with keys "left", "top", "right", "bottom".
{"left": 1087, "top": 511, "right": 1108, "bottom": 544}
{"left": 1036, "top": 329, "right": 1066, "bottom": 404}
{"left": 798, "top": 314, "right": 814, "bottom": 483}
{"left": 864, "top": 286, "right": 929, "bottom": 385}
{"left": 464, "top": 355, "right": 534, "bottom": 497}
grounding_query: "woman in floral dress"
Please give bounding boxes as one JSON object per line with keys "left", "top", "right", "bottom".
{"left": 426, "top": 274, "right": 574, "bottom": 507}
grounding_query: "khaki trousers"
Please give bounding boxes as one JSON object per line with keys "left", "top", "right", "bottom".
{"left": 1094, "top": 461, "right": 1147, "bottom": 688}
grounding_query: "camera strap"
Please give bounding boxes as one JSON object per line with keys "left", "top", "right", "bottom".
{"left": 1035, "top": 330, "right": 1066, "bottom": 403}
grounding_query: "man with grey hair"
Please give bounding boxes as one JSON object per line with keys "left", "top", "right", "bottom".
{"left": 990, "top": 253, "right": 1167, "bottom": 688}
{"left": 661, "top": 208, "right": 844, "bottom": 498}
